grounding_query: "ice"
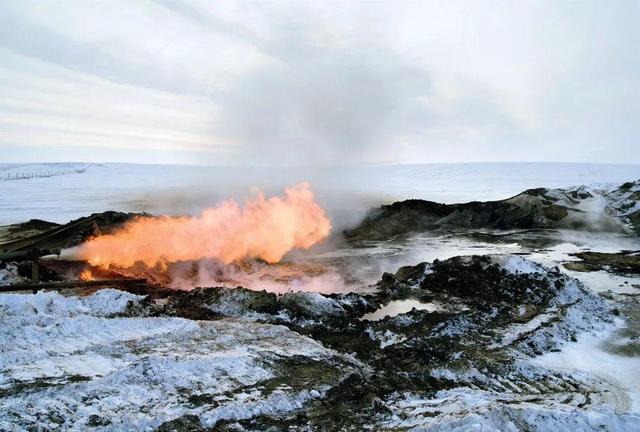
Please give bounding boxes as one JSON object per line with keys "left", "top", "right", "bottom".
{"left": 493, "top": 255, "right": 545, "bottom": 274}
{"left": 360, "top": 299, "right": 442, "bottom": 321}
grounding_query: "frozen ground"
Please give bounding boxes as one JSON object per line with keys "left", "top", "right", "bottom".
{"left": 306, "top": 229, "right": 640, "bottom": 423}
{"left": 1, "top": 252, "right": 638, "bottom": 430}
{"left": 2, "top": 162, "right": 640, "bottom": 429}
{"left": 0, "top": 289, "right": 360, "bottom": 430}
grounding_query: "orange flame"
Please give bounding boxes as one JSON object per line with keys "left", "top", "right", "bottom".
{"left": 78, "top": 183, "right": 331, "bottom": 268}
{"left": 79, "top": 269, "right": 94, "bottom": 281}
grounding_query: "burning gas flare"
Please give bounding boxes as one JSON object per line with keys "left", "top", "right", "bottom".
{"left": 78, "top": 183, "right": 331, "bottom": 268}
{"left": 79, "top": 269, "right": 94, "bottom": 281}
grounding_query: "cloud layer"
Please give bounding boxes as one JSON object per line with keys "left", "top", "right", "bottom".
{"left": 1, "top": 0, "right": 639, "bottom": 164}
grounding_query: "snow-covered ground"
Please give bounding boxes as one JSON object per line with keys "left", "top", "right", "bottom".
{"left": 380, "top": 388, "right": 640, "bottom": 431}
{"left": 2, "top": 253, "right": 638, "bottom": 430}
{"left": 0, "top": 289, "right": 359, "bottom": 430}
{"left": 535, "top": 324, "right": 640, "bottom": 412}
{"left": 1, "top": 162, "right": 639, "bottom": 225}
{"left": 1, "top": 248, "right": 638, "bottom": 430}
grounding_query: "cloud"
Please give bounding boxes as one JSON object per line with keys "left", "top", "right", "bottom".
{"left": 1, "top": 0, "right": 639, "bottom": 164}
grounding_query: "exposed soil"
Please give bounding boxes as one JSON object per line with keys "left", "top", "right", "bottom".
{"left": 564, "top": 251, "right": 640, "bottom": 275}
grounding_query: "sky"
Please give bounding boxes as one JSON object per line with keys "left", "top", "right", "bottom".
{"left": 1, "top": 0, "right": 639, "bottom": 166}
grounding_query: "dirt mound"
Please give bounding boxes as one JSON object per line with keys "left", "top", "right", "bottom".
{"left": 346, "top": 180, "right": 640, "bottom": 241}
{"left": 0, "top": 211, "right": 145, "bottom": 253}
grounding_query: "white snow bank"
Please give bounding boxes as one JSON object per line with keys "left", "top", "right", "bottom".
{"left": 535, "top": 324, "right": 640, "bottom": 412}
{"left": 0, "top": 288, "right": 143, "bottom": 317}
{"left": 493, "top": 255, "right": 546, "bottom": 275}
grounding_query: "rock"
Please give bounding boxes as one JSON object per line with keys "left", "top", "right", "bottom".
{"left": 156, "top": 414, "right": 203, "bottom": 432}
{"left": 86, "top": 414, "right": 111, "bottom": 427}
{"left": 543, "top": 204, "right": 569, "bottom": 221}
{"left": 0, "top": 210, "right": 145, "bottom": 252}
{"left": 0, "top": 219, "right": 60, "bottom": 245}
{"left": 279, "top": 291, "right": 345, "bottom": 319}
{"left": 608, "top": 180, "right": 640, "bottom": 234}
{"left": 156, "top": 286, "right": 278, "bottom": 319}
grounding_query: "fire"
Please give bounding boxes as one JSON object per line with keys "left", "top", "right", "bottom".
{"left": 79, "top": 269, "right": 94, "bottom": 281}
{"left": 77, "top": 183, "right": 331, "bottom": 268}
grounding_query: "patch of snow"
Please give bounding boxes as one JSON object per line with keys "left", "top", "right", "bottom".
{"left": 381, "top": 389, "right": 640, "bottom": 431}
{"left": 366, "top": 328, "right": 408, "bottom": 348}
{"left": 513, "top": 276, "right": 611, "bottom": 356}
{"left": 0, "top": 262, "right": 25, "bottom": 286}
{"left": 493, "top": 255, "right": 545, "bottom": 275}
{"left": 535, "top": 323, "right": 640, "bottom": 412}
{"left": 491, "top": 312, "right": 557, "bottom": 349}
{"left": 566, "top": 269, "right": 640, "bottom": 295}
{"left": 279, "top": 291, "right": 345, "bottom": 317}
{"left": 0, "top": 288, "right": 144, "bottom": 318}
{"left": 360, "top": 299, "right": 442, "bottom": 321}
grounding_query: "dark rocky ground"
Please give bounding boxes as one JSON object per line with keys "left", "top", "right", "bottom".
{"left": 345, "top": 180, "right": 640, "bottom": 241}
{"left": 564, "top": 251, "right": 640, "bottom": 275}
{"left": 0, "top": 210, "right": 143, "bottom": 253}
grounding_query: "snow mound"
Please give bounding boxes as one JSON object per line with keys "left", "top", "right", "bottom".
{"left": 0, "top": 288, "right": 143, "bottom": 317}
{"left": 0, "top": 262, "right": 25, "bottom": 286}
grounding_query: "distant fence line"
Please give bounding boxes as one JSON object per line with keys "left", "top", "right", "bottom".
{"left": 3, "top": 169, "right": 86, "bottom": 181}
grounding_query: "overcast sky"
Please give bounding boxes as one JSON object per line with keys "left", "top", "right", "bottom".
{"left": 1, "top": 1, "right": 639, "bottom": 165}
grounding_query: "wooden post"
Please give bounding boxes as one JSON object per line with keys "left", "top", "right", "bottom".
{"left": 30, "top": 248, "right": 40, "bottom": 293}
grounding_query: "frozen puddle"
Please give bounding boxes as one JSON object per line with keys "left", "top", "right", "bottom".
{"left": 360, "top": 299, "right": 441, "bottom": 321}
